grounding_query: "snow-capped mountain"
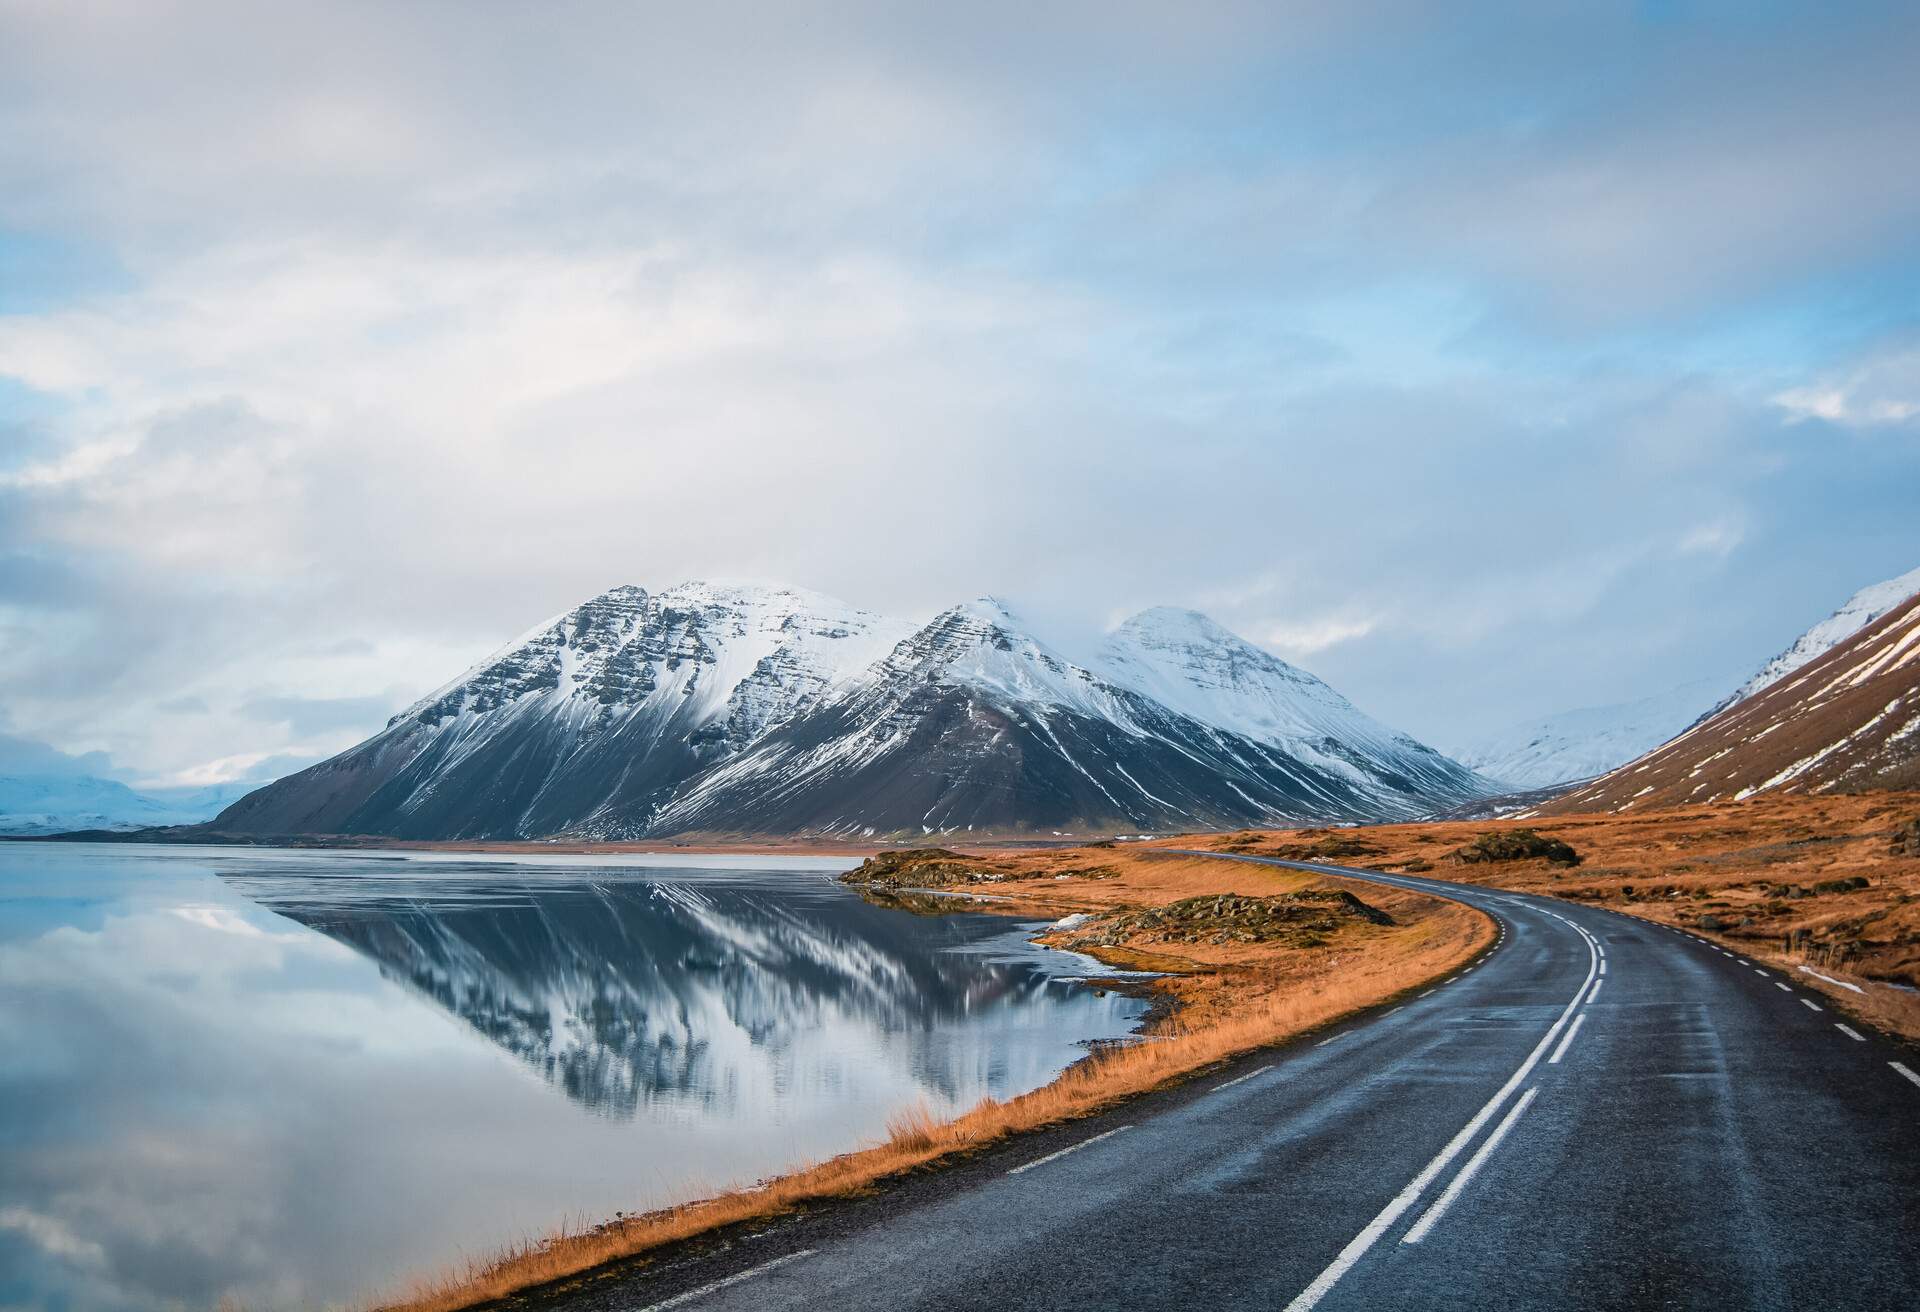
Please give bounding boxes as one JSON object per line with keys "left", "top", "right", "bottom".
{"left": 1097, "top": 608, "right": 1481, "bottom": 804}
{"left": 1455, "top": 564, "right": 1920, "bottom": 790}
{"left": 213, "top": 584, "right": 1492, "bottom": 840}
{"left": 1448, "top": 677, "right": 1730, "bottom": 790}
{"left": 214, "top": 582, "right": 914, "bottom": 839}
{"left": 1714, "top": 563, "right": 1920, "bottom": 712}
{"left": 1545, "top": 588, "right": 1920, "bottom": 812}
{"left": 0, "top": 773, "right": 208, "bottom": 835}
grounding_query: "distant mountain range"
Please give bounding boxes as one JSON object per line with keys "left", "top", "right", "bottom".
{"left": 1457, "top": 564, "right": 1920, "bottom": 789}
{"left": 0, "top": 775, "right": 253, "bottom": 837}
{"left": 211, "top": 582, "right": 1492, "bottom": 840}
{"left": 1545, "top": 587, "right": 1920, "bottom": 812}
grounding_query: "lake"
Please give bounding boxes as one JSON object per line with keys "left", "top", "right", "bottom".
{"left": 0, "top": 843, "right": 1145, "bottom": 1310}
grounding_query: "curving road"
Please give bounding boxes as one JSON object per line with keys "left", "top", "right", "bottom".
{"left": 530, "top": 855, "right": 1920, "bottom": 1312}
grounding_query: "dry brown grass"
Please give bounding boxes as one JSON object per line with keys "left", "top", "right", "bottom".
{"left": 374, "top": 851, "right": 1488, "bottom": 1312}
{"left": 1164, "top": 793, "right": 1920, "bottom": 1042}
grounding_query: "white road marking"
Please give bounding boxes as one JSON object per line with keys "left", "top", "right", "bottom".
{"left": 638, "top": 1249, "right": 820, "bottom": 1311}
{"left": 1007, "top": 1125, "right": 1132, "bottom": 1175}
{"left": 1598, "top": 959, "right": 1608, "bottom": 975}
{"left": 1586, "top": 978, "right": 1604, "bottom": 1004}
{"left": 1753, "top": 969, "right": 1770, "bottom": 977}
{"left": 1798, "top": 965, "right": 1865, "bottom": 994}
{"left": 1799, "top": 998, "right": 1822, "bottom": 1012}
{"left": 1402, "top": 1087, "right": 1541, "bottom": 1245}
{"left": 1547, "top": 1012, "right": 1587, "bottom": 1065}
{"left": 1418, "top": 989, "right": 1435, "bottom": 998}
{"left": 1775, "top": 982, "right": 1792, "bottom": 993}
{"left": 1892, "top": 1063, "right": 1920, "bottom": 1090}
{"left": 1317, "top": 1034, "right": 1344, "bottom": 1047}
{"left": 1278, "top": 921, "right": 1598, "bottom": 1312}
{"left": 1214, "top": 1064, "right": 1274, "bottom": 1092}
{"left": 1385, "top": 1006, "right": 1404, "bottom": 1017}
{"left": 1836, "top": 1024, "right": 1866, "bottom": 1041}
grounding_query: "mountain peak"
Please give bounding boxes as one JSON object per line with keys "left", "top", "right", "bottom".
{"left": 218, "top": 584, "right": 1488, "bottom": 840}
{"left": 1722, "top": 562, "right": 1920, "bottom": 709}
{"left": 1115, "top": 606, "right": 1266, "bottom": 654}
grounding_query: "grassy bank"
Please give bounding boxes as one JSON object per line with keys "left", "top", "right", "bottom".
{"left": 375, "top": 849, "right": 1491, "bottom": 1312}
{"left": 1165, "top": 792, "right": 1920, "bottom": 1043}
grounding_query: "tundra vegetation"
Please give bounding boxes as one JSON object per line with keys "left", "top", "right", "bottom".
{"left": 1196, "top": 793, "right": 1920, "bottom": 1041}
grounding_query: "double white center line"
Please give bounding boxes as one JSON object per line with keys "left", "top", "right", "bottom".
{"left": 1547, "top": 1012, "right": 1587, "bottom": 1065}
{"left": 1279, "top": 917, "right": 1598, "bottom": 1312}
{"left": 1402, "top": 1087, "right": 1541, "bottom": 1245}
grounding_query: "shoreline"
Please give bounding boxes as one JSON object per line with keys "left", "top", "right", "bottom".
{"left": 375, "top": 844, "right": 1494, "bottom": 1312}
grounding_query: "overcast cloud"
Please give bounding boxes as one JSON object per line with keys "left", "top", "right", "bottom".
{"left": 1, "top": 0, "right": 1917, "bottom": 786}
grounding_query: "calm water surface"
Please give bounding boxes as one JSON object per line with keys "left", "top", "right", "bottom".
{"left": 0, "top": 843, "right": 1143, "bottom": 1310}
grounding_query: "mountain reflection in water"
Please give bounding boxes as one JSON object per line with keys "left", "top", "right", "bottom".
{"left": 1, "top": 846, "right": 1144, "bottom": 1312}
{"left": 230, "top": 859, "right": 1141, "bottom": 1118}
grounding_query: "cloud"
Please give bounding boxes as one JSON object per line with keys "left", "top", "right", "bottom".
{"left": 0, "top": 1205, "right": 107, "bottom": 1268}
{"left": 239, "top": 694, "right": 400, "bottom": 738}
{"left": 1771, "top": 342, "right": 1920, "bottom": 428}
{"left": 0, "top": 1, "right": 1916, "bottom": 768}
{"left": 1259, "top": 615, "right": 1379, "bottom": 657}
{"left": 1677, "top": 520, "right": 1745, "bottom": 559}
{"left": 0, "top": 727, "right": 112, "bottom": 778}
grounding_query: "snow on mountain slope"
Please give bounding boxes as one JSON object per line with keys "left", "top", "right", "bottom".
{"left": 1097, "top": 607, "right": 1485, "bottom": 803}
{"left": 652, "top": 598, "right": 1488, "bottom": 837}
{"left": 1449, "top": 676, "right": 1730, "bottom": 789}
{"left": 214, "top": 585, "right": 1495, "bottom": 840}
{"left": 1451, "top": 564, "right": 1920, "bottom": 792}
{"left": 214, "top": 582, "right": 913, "bottom": 839}
{"left": 1544, "top": 590, "right": 1920, "bottom": 812}
{"left": 1718, "top": 564, "right": 1920, "bottom": 711}
{"left": 0, "top": 773, "right": 210, "bottom": 835}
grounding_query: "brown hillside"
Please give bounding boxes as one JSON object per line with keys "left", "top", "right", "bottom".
{"left": 1543, "top": 591, "right": 1920, "bottom": 813}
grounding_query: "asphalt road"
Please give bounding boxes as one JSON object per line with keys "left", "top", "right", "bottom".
{"left": 527, "top": 854, "right": 1920, "bottom": 1312}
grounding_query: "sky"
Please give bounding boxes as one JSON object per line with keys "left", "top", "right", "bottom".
{"left": 1, "top": 0, "right": 1918, "bottom": 789}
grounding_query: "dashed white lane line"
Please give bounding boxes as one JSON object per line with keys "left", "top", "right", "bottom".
{"left": 1586, "top": 978, "right": 1604, "bottom": 1004}
{"left": 1418, "top": 989, "right": 1435, "bottom": 998}
{"left": 1753, "top": 969, "right": 1770, "bottom": 978}
{"left": 1547, "top": 1012, "right": 1587, "bottom": 1065}
{"left": 1892, "top": 1063, "right": 1920, "bottom": 1090}
{"left": 1836, "top": 1024, "right": 1866, "bottom": 1042}
{"left": 1316, "top": 1034, "right": 1343, "bottom": 1048}
{"left": 1402, "top": 1087, "right": 1541, "bottom": 1245}
{"left": 1598, "top": 959, "right": 1608, "bottom": 975}
{"left": 1774, "top": 983, "right": 1792, "bottom": 993}
{"left": 1214, "top": 1064, "right": 1274, "bottom": 1092}
{"left": 639, "top": 1249, "right": 820, "bottom": 1311}
{"left": 1007, "top": 1125, "right": 1133, "bottom": 1175}
{"left": 1800, "top": 998, "right": 1823, "bottom": 1012}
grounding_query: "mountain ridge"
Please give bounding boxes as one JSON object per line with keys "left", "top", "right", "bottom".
{"left": 1458, "top": 563, "right": 1920, "bottom": 789}
{"left": 1541, "top": 589, "right": 1920, "bottom": 812}
{"left": 214, "top": 585, "right": 1493, "bottom": 839}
